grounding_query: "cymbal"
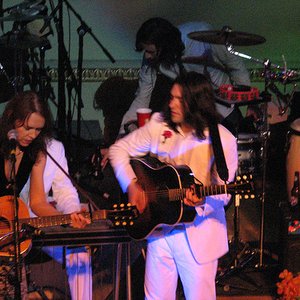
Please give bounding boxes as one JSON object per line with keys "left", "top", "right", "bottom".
{"left": 0, "top": 13, "right": 45, "bottom": 22}
{"left": 0, "top": 32, "right": 49, "bottom": 49}
{"left": 188, "top": 28, "right": 266, "bottom": 46}
{"left": 3, "top": 0, "right": 44, "bottom": 13}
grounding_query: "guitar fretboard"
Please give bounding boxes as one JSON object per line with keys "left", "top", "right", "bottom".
{"left": 145, "top": 185, "right": 228, "bottom": 202}
{"left": 21, "top": 211, "right": 108, "bottom": 228}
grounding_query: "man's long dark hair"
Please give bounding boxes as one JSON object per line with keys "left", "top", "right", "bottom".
{"left": 0, "top": 91, "right": 53, "bottom": 160}
{"left": 135, "top": 17, "right": 184, "bottom": 68}
{"left": 164, "top": 72, "right": 221, "bottom": 139}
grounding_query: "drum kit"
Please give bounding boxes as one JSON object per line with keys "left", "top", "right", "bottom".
{"left": 188, "top": 25, "right": 300, "bottom": 285}
{"left": 0, "top": 0, "right": 51, "bottom": 103}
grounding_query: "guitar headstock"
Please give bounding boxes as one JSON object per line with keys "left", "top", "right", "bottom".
{"left": 108, "top": 203, "right": 139, "bottom": 227}
{"left": 228, "top": 174, "right": 256, "bottom": 200}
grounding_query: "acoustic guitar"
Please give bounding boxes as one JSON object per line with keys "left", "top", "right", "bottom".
{"left": 0, "top": 195, "right": 138, "bottom": 258}
{"left": 127, "top": 157, "right": 254, "bottom": 240}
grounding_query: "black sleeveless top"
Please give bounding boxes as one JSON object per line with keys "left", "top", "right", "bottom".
{"left": 0, "top": 150, "right": 35, "bottom": 197}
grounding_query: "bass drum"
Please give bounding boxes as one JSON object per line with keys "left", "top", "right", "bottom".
{"left": 286, "top": 118, "right": 300, "bottom": 200}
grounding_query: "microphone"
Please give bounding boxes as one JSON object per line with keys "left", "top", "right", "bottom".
{"left": 7, "top": 129, "right": 18, "bottom": 157}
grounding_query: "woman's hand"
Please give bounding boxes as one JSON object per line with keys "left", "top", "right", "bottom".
{"left": 184, "top": 185, "right": 205, "bottom": 207}
{"left": 70, "top": 208, "right": 91, "bottom": 228}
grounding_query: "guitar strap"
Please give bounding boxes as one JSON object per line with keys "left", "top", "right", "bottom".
{"left": 46, "top": 150, "right": 100, "bottom": 211}
{"left": 209, "top": 122, "right": 229, "bottom": 183}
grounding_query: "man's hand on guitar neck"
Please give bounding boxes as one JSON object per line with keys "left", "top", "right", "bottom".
{"left": 184, "top": 185, "right": 205, "bottom": 207}
{"left": 127, "top": 179, "right": 147, "bottom": 214}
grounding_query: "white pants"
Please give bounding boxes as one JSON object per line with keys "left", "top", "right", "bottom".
{"left": 43, "top": 246, "right": 92, "bottom": 300}
{"left": 145, "top": 227, "right": 218, "bottom": 300}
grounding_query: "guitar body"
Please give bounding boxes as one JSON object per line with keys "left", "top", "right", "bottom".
{"left": 0, "top": 195, "right": 32, "bottom": 258}
{"left": 127, "top": 157, "right": 196, "bottom": 240}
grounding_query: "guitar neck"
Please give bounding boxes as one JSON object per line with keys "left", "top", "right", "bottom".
{"left": 168, "top": 185, "right": 227, "bottom": 201}
{"left": 21, "top": 211, "right": 111, "bottom": 229}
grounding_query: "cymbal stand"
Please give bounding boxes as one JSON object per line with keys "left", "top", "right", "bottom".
{"left": 216, "top": 193, "right": 260, "bottom": 291}
{"left": 227, "top": 44, "right": 279, "bottom": 267}
{"left": 257, "top": 60, "right": 272, "bottom": 267}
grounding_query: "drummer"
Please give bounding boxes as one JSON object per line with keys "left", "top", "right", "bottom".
{"left": 118, "top": 18, "right": 253, "bottom": 137}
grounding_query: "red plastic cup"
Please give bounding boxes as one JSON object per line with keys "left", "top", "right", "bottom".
{"left": 136, "top": 108, "right": 152, "bottom": 127}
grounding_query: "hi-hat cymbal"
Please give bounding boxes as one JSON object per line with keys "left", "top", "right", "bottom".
{"left": 0, "top": 32, "right": 49, "bottom": 49}
{"left": 188, "top": 28, "right": 266, "bottom": 46}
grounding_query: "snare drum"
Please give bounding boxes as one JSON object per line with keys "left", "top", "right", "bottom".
{"left": 237, "top": 133, "right": 261, "bottom": 174}
{"left": 286, "top": 118, "right": 300, "bottom": 197}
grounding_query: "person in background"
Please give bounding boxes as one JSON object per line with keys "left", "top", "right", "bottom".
{"left": 119, "top": 18, "right": 251, "bottom": 136}
{"left": 0, "top": 91, "right": 89, "bottom": 299}
{"left": 109, "top": 72, "right": 238, "bottom": 299}
{"left": 20, "top": 138, "right": 92, "bottom": 300}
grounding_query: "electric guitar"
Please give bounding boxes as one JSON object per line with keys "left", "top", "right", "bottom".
{"left": 0, "top": 195, "right": 139, "bottom": 258}
{"left": 126, "top": 157, "right": 254, "bottom": 240}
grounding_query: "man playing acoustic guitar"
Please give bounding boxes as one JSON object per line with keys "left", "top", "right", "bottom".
{"left": 109, "top": 72, "right": 238, "bottom": 299}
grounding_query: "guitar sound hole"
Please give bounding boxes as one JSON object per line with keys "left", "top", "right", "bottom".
{"left": 0, "top": 217, "right": 11, "bottom": 233}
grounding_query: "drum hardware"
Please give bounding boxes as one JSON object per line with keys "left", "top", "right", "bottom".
{"left": 212, "top": 28, "right": 297, "bottom": 268}
{"left": 188, "top": 26, "right": 266, "bottom": 46}
{"left": 0, "top": 62, "right": 15, "bottom": 103}
{"left": 0, "top": 30, "right": 49, "bottom": 49}
{"left": 1, "top": 0, "right": 45, "bottom": 22}
{"left": 193, "top": 26, "right": 284, "bottom": 281}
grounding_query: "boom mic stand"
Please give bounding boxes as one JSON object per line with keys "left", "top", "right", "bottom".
{"left": 62, "top": 0, "right": 115, "bottom": 141}
{"left": 43, "top": 0, "right": 115, "bottom": 169}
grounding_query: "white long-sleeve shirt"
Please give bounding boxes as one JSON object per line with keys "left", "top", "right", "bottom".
{"left": 20, "top": 139, "right": 81, "bottom": 217}
{"left": 110, "top": 112, "right": 238, "bottom": 263}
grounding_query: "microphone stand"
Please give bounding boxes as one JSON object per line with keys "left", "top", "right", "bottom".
{"left": 44, "top": 0, "right": 115, "bottom": 169}
{"left": 258, "top": 59, "right": 272, "bottom": 268}
{"left": 62, "top": 0, "right": 115, "bottom": 143}
{"left": 227, "top": 44, "right": 294, "bottom": 268}
{"left": 9, "top": 151, "right": 22, "bottom": 299}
